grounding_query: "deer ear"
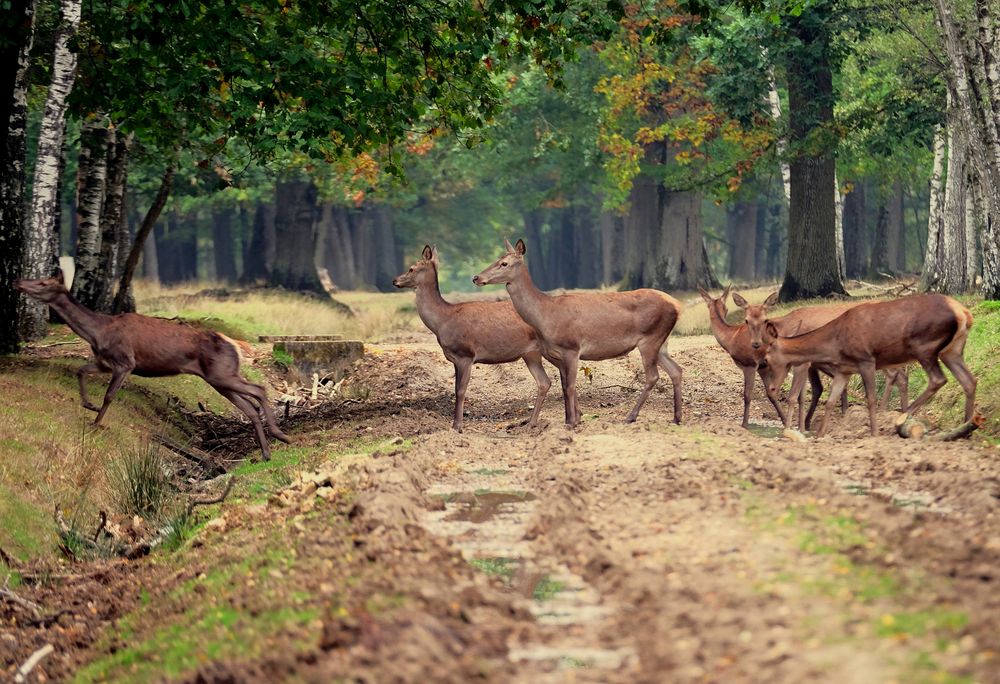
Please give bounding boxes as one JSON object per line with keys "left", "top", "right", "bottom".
{"left": 697, "top": 287, "right": 710, "bottom": 301}
{"left": 514, "top": 238, "right": 526, "bottom": 255}
{"left": 732, "top": 292, "right": 748, "bottom": 308}
{"left": 504, "top": 237, "right": 515, "bottom": 253}
{"left": 766, "top": 321, "right": 779, "bottom": 339}
{"left": 430, "top": 245, "right": 440, "bottom": 264}
{"left": 763, "top": 291, "right": 779, "bottom": 308}
{"left": 422, "top": 245, "right": 433, "bottom": 260}
{"left": 721, "top": 283, "right": 732, "bottom": 300}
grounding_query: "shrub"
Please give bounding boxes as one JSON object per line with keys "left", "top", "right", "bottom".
{"left": 106, "top": 439, "right": 169, "bottom": 518}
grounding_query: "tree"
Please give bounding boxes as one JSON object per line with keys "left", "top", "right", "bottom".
{"left": 21, "top": 0, "right": 81, "bottom": 340}
{"left": 0, "top": 0, "right": 36, "bottom": 353}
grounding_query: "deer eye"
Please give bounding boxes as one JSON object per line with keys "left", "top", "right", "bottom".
{"left": 501, "top": 261, "right": 508, "bottom": 267}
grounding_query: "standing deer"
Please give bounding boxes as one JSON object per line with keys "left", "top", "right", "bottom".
{"left": 732, "top": 291, "right": 908, "bottom": 430}
{"left": 699, "top": 286, "right": 787, "bottom": 428}
{"left": 473, "top": 238, "right": 683, "bottom": 427}
{"left": 762, "top": 293, "right": 975, "bottom": 437}
{"left": 15, "top": 273, "right": 290, "bottom": 460}
{"left": 393, "top": 245, "right": 551, "bottom": 431}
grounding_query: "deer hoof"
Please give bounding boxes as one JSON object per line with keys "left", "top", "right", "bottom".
{"left": 82, "top": 402, "right": 99, "bottom": 412}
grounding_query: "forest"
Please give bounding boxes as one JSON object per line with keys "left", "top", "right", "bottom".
{"left": 3, "top": 1, "right": 1000, "bottom": 682}
{"left": 2, "top": 0, "right": 998, "bottom": 354}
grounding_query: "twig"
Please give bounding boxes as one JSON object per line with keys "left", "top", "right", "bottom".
{"left": 595, "top": 384, "right": 638, "bottom": 392}
{"left": 34, "top": 341, "right": 82, "bottom": 348}
{"left": 1, "top": 576, "right": 42, "bottom": 620}
{"left": 185, "top": 476, "right": 235, "bottom": 517}
{"left": 0, "top": 546, "right": 16, "bottom": 568}
{"left": 92, "top": 511, "right": 107, "bottom": 543}
{"left": 151, "top": 434, "right": 226, "bottom": 476}
{"left": 938, "top": 413, "right": 985, "bottom": 442}
{"left": 15, "top": 644, "right": 54, "bottom": 683}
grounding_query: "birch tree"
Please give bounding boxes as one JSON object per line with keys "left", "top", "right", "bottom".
{"left": 20, "top": 0, "right": 81, "bottom": 341}
{"left": 0, "top": 0, "right": 37, "bottom": 353}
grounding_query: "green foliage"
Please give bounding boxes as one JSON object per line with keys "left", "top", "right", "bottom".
{"left": 106, "top": 439, "right": 170, "bottom": 518}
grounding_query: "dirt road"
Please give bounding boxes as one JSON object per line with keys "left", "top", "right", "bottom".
{"left": 4, "top": 332, "right": 998, "bottom": 683}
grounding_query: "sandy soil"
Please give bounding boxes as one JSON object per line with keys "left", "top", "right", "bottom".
{"left": 3, "top": 331, "right": 999, "bottom": 683}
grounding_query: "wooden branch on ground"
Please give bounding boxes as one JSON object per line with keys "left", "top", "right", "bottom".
{"left": 15, "top": 644, "right": 54, "bottom": 683}
{"left": 151, "top": 434, "right": 226, "bottom": 476}
{"left": 92, "top": 510, "right": 107, "bottom": 543}
{"left": 938, "top": 412, "right": 985, "bottom": 441}
{"left": 1, "top": 575, "right": 42, "bottom": 620}
{"left": 185, "top": 476, "right": 235, "bottom": 517}
{"left": 894, "top": 413, "right": 927, "bottom": 439}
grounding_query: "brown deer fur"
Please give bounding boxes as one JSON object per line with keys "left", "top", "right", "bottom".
{"left": 474, "top": 238, "right": 683, "bottom": 427}
{"left": 394, "top": 245, "right": 551, "bottom": 431}
{"left": 15, "top": 273, "right": 289, "bottom": 460}
{"left": 763, "top": 294, "right": 975, "bottom": 437}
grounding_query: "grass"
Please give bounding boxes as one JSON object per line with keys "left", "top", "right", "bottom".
{"left": 469, "top": 556, "right": 518, "bottom": 580}
{"left": 134, "top": 280, "right": 421, "bottom": 342}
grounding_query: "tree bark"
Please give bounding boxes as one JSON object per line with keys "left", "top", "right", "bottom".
{"left": 0, "top": 0, "right": 36, "bottom": 353}
{"left": 599, "top": 210, "right": 624, "bottom": 285}
{"left": 211, "top": 206, "right": 238, "bottom": 282}
{"left": 272, "top": 179, "right": 325, "bottom": 293}
{"left": 369, "top": 204, "right": 399, "bottom": 291}
{"left": 842, "top": 180, "right": 868, "bottom": 278}
{"left": 623, "top": 156, "right": 659, "bottom": 289}
{"left": 91, "top": 130, "right": 131, "bottom": 312}
{"left": 942, "top": 111, "right": 971, "bottom": 293}
{"left": 727, "top": 199, "right": 757, "bottom": 282}
{"left": 920, "top": 124, "right": 947, "bottom": 291}
{"left": 653, "top": 189, "right": 717, "bottom": 291}
{"left": 112, "top": 162, "right": 175, "bottom": 313}
{"left": 140, "top": 211, "right": 159, "bottom": 283}
{"left": 21, "top": 0, "right": 82, "bottom": 340}
{"left": 70, "top": 118, "right": 108, "bottom": 305}
{"left": 523, "top": 209, "right": 547, "bottom": 289}
{"left": 887, "top": 180, "right": 906, "bottom": 274}
{"left": 870, "top": 202, "right": 891, "bottom": 279}
{"left": 242, "top": 201, "right": 274, "bottom": 284}
{"left": 316, "top": 203, "right": 358, "bottom": 289}
{"left": 778, "top": 13, "right": 846, "bottom": 301}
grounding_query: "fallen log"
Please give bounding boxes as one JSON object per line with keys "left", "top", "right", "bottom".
{"left": 894, "top": 413, "right": 926, "bottom": 440}
{"left": 895, "top": 411, "right": 984, "bottom": 441}
{"left": 938, "top": 412, "right": 985, "bottom": 442}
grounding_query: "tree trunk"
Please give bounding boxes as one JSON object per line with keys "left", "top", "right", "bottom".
{"left": 842, "top": 180, "right": 868, "bottom": 278}
{"left": 82, "top": 129, "right": 130, "bottom": 312}
{"left": 70, "top": 118, "right": 108, "bottom": 304}
{"left": 887, "top": 180, "right": 906, "bottom": 274}
{"left": 242, "top": 201, "right": 274, "bottom": 284}
{"left": 778, "top": 15, "right": 846, "bottom": 301}
{"left": 834, "top": 173, "right": 846, "bottom": 281}
{"left": 921, "top": 124, "right": 947, "bottom": 292}
{"left": 575, "top": 204, "right": 600, "bottom": 289}
{"left": 599, "top": 210, "right": 624, "bottom": 285}
{"left": 870, "top": 201, "right": 891, "bottom": 279}
{"left": 0, "top": 0, "right": 36, "bottom": 353}
{"left": 369, "top": 204, "right": 399, "bottom": 291}
{"left": 942, "top": 111, "right": 972, "bottom": 293}
{"left": 272, "top": 180, "right": 324, "bottom": 293}
{"left": 140, "top": 211, "right": 159, "bottom": 283}
{"left": 523, "top": 209, "right": 547, "bottom": 288}
{"left": 726, "top": 199, "right": 757, "bottom": 282}
{"left": 652, "top": 189, "right": 716, "bottom": 291}
{"left": 753, "top": 195, "right": 770, "bottom": 279}
{"left": 623, "top": 161, "right": 659, "bottom": 290}
{"left": 348, "top": 206, "right": 375, "bottom": 288}
{"left": 316, "top": 203, "right": 358, "bottom": 289}
{"left": 211, "top": 207, "right": 238, "bottom": 282}
{"left": 112, "top": 162, "right": 174, "bottom": 313}
{"left": 21, "top": 0, "right": 82, "bottom": 340}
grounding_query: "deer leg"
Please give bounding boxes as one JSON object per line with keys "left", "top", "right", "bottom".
{"left": 77, "top": 362, "right": 103, "bottom": 412}
{"left": 657, "top": 350, "right": 683, "bottom": 424}
{"left": 905, "top": 359, "right": 948, "bottom": 417}
{"left": 897, "top": 369, "right": 909, "bottom": 411}
{"left": 758, "top": 367, "right": 787, "bottom": 426}
{"left": 522, "top": 353, "right": 551, "bottom": 427}
{"left": 740, "top": 366, "right": 753, "bottom": 428}
{"left": 93, "top": 367, "right": 132, "bottom": 426}
{"left": 803, "top": 366, "right": 822, "bottom": 432}
{"left": 817, "top": 373, "right": 849, "bottom": 438}
{"left": 222, "top": 378, "right": 291, "bottom": 443}
{"left": 940, "top": 353, "right": 977, "bottom": 421}
{"left": 452, "top": 358, "right": 473, "bottom": 432}
{"left": 878, "top": 370, "right": 895, "bottom": 411}
{"left": 858, "top": 362, "right": 878, "bottom": 436}
{"left": 219, "top": 388, "right": 271, "bottom": 461}
{"left": 563, "top": 353, "right": 582, "bottom": 427}
{"left": 627, "top": 346, "right": 660, "bottom": 424}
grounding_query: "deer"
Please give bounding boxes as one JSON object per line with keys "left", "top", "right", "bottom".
{"left": 731, "top": 290, "right": 909, "bottom": 431}
{"left": 761, "top": 293, "right": 975, "bottom": 437}
{"left": 393, "top": 245, "right": 551, "bottom": 432}
{"left": 473, "top": 238, "right": 683, "bottom": 427}
{"left": 15, "top": 272, "right": 290, "bottom": 461}
{"left": 699, "top": 285, "right": 788, "bottom": 428}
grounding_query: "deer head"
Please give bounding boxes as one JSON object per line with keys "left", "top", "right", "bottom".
{"left": 15, "top": 271, "right": 68, "bottom": 304}
{"left": 732, "top": 291, "right": 779, "bottom": 349}
{"left": 393, "top": 245, "right": 439, "bottom": 289}
{"left": 473, "top": 238, "right": 526, "bottom": 286}
{"left": 698, "top": 284, "right": 733, "bottom": 321}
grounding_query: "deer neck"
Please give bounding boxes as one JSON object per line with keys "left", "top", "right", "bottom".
{"left": 777, "top": 326, "right": 839, "bottom": 366}
{"left": 706, "top": 303, "right": 742, "bottom": 355}
{"left": 505, "top": 268, "right": 550, "bottom": 331}
{"left": 48, "top": 292, "right": 110, "bottom": 348}
{"left": 413, "top": 275, "right": 452, "bottom": 332}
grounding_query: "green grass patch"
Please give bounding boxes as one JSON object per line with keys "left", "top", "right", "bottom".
{"left": 0, "top": 484, "right": 57, "bottom": 559}
{"left": 875, "top": 609, "right": 968, "bottom": 639}
{"left": 532, "top": 575, "right": 566, "bottom": 602}
{"left": 469, "top": 557, "right": 518, "bottom": 580}
{"left": 468, "top": 468, "right": 509, "bottom": 476}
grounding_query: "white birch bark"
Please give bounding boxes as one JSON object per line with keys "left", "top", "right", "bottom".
{"left": 20, "top": 0, "right": 81, "bottom": 340}
{"left": 966, "top": 174, "right": 982, "bottom": 285}
{"left": 920, "top": 124, "right": 947, "bottom": 291}
{"left": 70, "top": 118, "right": 109, "bottom": 304}
{"left": 942, "top": 104, "right": 970, "bottom": 293}
{"left": 834, "top": 172, "right": 846, "bottom": 281}
{"left": 766, "top": 65, "right": 791, "bottom": 207}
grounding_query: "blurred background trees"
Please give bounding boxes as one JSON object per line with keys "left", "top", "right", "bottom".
{"left": 2, "top": 0, "right": 997, "bottom": 351}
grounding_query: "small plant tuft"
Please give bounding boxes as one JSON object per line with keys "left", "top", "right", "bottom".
{"left": 106, "top": 439, "right": 169, "bottom": 518}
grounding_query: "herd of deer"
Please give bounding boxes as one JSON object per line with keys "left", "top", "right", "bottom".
{"left": 15, "top": 237, "right": 977, "bottom": 462}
